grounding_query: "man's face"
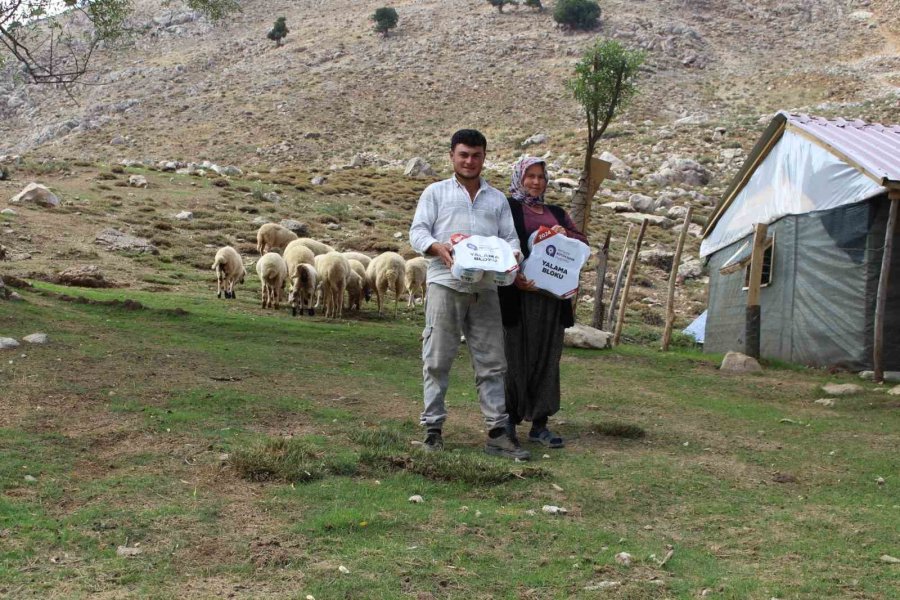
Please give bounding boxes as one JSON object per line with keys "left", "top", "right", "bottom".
{"left": 450, "top": 144, "right": 486, "bottom": 181}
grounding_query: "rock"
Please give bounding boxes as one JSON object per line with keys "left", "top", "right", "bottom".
{"left": 9, "top": 183, "right": 60, "bottom": 208}
{"left": 1, "top": 208, "right": 17, "bottom": 216}
{"left": 94, "top": 229, "right": 159, "bottom": 254}
{"left": 0, "top": 337, "right": 20, "bottom": 349}
{"left": 667, "top": 205, "right": 691, "bottom": 220}
{"left": 620, "top": 213, "right": 674, "bottom": 229}
{"left": 564, "top": 324, "right": 612, "bottom": 349}
{"left": 673, "top": 222, "right": 704, "bottom": 238}
{"left": 889, "top": 385, "right": 900, "bottom": 396}
{"left": 174, "top": 211, "right": 193, "bottom": 220}
{"left": 393, "top": 232, "right": 403, "bottom": 239}
{"left": 116, "top": 546, "right": 143, "bottom": 558}
{"left": 128, "top": 175, "right": 149, "bottom": 188}
{"left": 252, "top": 216, "right": 270, "bottom": 226}
{"left": 876, "top": 476, "right": 886, "bottom": 485}
{"left": 551, "top": 177, "right": 579, "bottom": 189}
{"left": 599, "top": 202, "right": 632, "bottom": 213}
{"left": 0, "top": 167, "right": 8, "bottom": 181}
{"left": 650, "top": 158, "right": 711, "bottom": 187}
{"left": 408, "top": 495, "right": 424, "bottom": 503}
{"left": 404, "top": 157, "right": 435, "bottom": 177}
{"left": 262, "top": 191, "right": 281, "bottom": 203}
{"left": 51, "top": 265, "right": 114, "bottom": 288}
{"left": 279, "top": 219, "right": 309, "bottom": 235}
{"left": 599, "top": 151, "right": 631, "bottom": 180}
{"left": 584, "top": 581, "right": 621, "bottom": 591}
{"left": 821, "top": 383, "right": 862, "bottom": 396}
{"left": 720, "top": 351, "right": 762, "bottom": 373}
{"left": 639, "top": 249, "right": 675, "bottom": 271}
{"left": 678, "top": 257, "right": 704, "bottom": 280}
{"left": 541, "top": 505, "right": 568, "bottom": 515}
{"left": 858, "top": 370, "right": 900, "bottom": 382}
{"left": 521, "top": 133, "right": 548, "bottom": 147}
{"left": 629, "top": 193, "right": 655, "bottom": 213}
{"left": 23, "top": 333, "right": 48, "bottom": 344}
{"left": 0, "top": 244, "right": 6, "bottom": 261}
{"left": 881, "top": 555, "right": 900, "bottom": 564}
{"left": 326, "top": 223, "right": 341, "bottom": 230}
{"left": 218, "top": 166, "right": 242, "bottom": 177}
{"left": 110, "top": 135, "right": 127, "bottom": 145}
{"left": 347, "top": 154, "right": 366, "bottom": 168}
{"left": 614, "top": 552, "right": 633, "bottom": 566}
{"left": 310, "top": 176, "right": 327, "bottom": 185}
{"left": 814, "top": 398, "right": 836, "bottom": 407}
{"left": 674, "top": 114, "right": 708, "bottom": 127}
{"left": 338, "top": 565, "right": 350, "bottom": 574}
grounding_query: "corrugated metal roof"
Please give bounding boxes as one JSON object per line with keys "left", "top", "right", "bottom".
{"left": 783, "top": 111, "right": 900, "bottom": 185}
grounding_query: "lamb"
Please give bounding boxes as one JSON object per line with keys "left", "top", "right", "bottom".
{"left": 366, "top": 251, "right": 406, "bottom": 317}
{"left": 211, "top": 246, "right": 246, "bottom": 299}
{"left": 345, "top": 269, "right": 365, "bottom": 313}
{"left": 288, "top": 263, "right": 318, "bottom": 317}
{"left": 314, "top": 251, "right": 350, "bottom": 318}
{"left": 255, "top": 252, "right": 288, "bottom": 309}
{"left": 341, "top": 251, "right": 372, "bottom": 269}
{"left": 294, "top": 237, "right": 335, "bottom": 256}
{"left": 347, "top": 258, "right": 371, "bottom": 304}
{"left": 404, "top": 256, "right": 428, "bottom": 309}
{"left": 256, "top": 223, "right": 298, "bottom": 255}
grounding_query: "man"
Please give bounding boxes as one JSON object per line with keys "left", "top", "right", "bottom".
{"left": 409, "top": 129, "right": 530, "bottom": 460}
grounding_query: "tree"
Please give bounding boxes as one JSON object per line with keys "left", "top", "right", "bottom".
{"left": 553, "top": 0, "right": 600, "bottom": 30}
{"left": 567, "top": 39, "right": 644, "bottom": 235}
{"left": 523, "top": 0, "right": 543, "bottom": 11}
{"left": 372, "top": 7, "right": 398, "bottom": 37}
{"left": 267, "top": 16, "right": 288, "bottom": 47}
{"left": 488, "top": 0, "right": 510, "bottom": 13}
{"left": 0, "top": 0, "right": 240, "bottom": 85}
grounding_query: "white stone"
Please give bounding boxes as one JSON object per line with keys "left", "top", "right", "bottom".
{"left": 614, "top": 552, "right": 633, "bottom": 566}
{"left": 599, "top": 202, "right": 632, "bottom": 213}
{"left": 128, "top": 174, "right": 149, "bottom": 188}
{"left": 888, "top": 385, "right": 900, "bottom": 396}
{"left": 620, "top": 213, "right": 674, "bottom": 229}
{"left": 0, "top": 337, "right": 20, "bottom": 349}
{"left": 720, "top": 351, "right": 762, "bottom": 373}
{"left": 584, "top": 581, "right": 621, "bottom": 591}
{"left": 174, "top": 211, "right": 193, "bottom": 220}
{"left": 23, "top": 333, "right": 48, "bottom": 344}
{"left": 564, "top": 324, "right": 612, "bottom": 349}
{"left": 821, "top": 383, "right": 863, "bottom": 396}
{"left": 541, "top": 505, "right": 568, "bottom": 515}
{"left": 814, "top": 398, "right": 836, "bottom": 407}
{"left": 9, "top": 183, "right": 60, "bottom": 208}
{"left": 629, "top": 193, "right": 655, "bottom": 213}
{"left": 858, "top": 370, "right": 900, "bottom": 382}
{"left": 551, "top": 177, "right": 579, "bottom": 189}
{"left": 521, "top": 133, "right": 548, "bottom": 147}
{"left": 404, "top": 157, "right": 435, "bottom": 177}
{"left": 408, "top": 495, "right": 424, "bottom": 503}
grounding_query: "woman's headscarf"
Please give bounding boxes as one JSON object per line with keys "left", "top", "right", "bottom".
{"left": 509, "top": 156, "right": 547, "bottom": 206}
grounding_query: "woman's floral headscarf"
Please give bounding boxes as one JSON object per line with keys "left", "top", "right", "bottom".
{"left": 509, "top": 156, "right": 547, "bottom": 206}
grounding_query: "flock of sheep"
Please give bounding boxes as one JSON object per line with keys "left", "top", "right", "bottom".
{"left": 210, "top": 222, "right": 428, "bottom": 318}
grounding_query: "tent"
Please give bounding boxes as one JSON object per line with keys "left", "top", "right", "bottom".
{"left": 701, "top": 112, "right": 900, "bottom": 370}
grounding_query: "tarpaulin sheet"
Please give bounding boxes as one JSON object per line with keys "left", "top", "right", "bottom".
{"left": 701, "top": 129, "right": 885, "bottom": 258}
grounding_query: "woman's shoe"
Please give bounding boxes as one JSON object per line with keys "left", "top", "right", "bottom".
{"left": 528, "top": 428, "right": 564, "bottom": 448}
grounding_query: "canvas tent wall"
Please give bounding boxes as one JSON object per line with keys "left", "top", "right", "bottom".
{"left": 701, "top": 112, "right": 900, "bottom": 369}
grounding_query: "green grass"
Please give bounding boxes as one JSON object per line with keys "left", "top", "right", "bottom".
{"left": 0, "top": 284, "right": 897, "bottom": 598}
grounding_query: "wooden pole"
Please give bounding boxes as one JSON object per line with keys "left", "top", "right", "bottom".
{"left": 874, "top": 190, "right": 900, "bottom": 382}
{"left": 613, "top": 219, "right": 649, "bottom": 346}
{"left": 592, "top": 231, "right": 612, "bottom": 330}
{"left": 606, "top": 224, "right": 634, "bottom": 325}
{"left": 745, "top": 223, "right": 769, "bottom": 359}
{"left": 661, "top": 206, "right": 694, "bottom": 351}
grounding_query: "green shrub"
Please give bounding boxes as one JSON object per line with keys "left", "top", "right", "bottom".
{"left": 373, "top": 7, "right": 399, "bottom": 36}
{"left": 553, "top": 0, "right": 600, "bottom": 29}
{"left": 267, "top": 17, "right": 288, "bottom": 47}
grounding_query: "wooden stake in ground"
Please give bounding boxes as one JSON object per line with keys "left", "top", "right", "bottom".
{"left": 874, "top": 190, "right": 899, "bottom": 382}
{"left": 606, "top": 224, "right": 634, "bottom": 326}
{"left": 592, "top": 231, "right": 612, "bottom": 330}
{"left": 745, "top": 223, "right": 769, "bottom": 359}
{"left": 613, "top": 219, "right": 648, "bottom": 346}
{"left": 661, "top": 206, "right": 694, "bottom": 351}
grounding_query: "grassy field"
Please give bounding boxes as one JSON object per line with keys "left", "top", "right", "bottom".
{"left": 0, "top": 283, "right": 898, "bottom": 599}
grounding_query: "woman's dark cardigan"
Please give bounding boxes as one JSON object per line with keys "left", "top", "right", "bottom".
{"left": 498, "top": 198, "right": 576, "bottom": 329}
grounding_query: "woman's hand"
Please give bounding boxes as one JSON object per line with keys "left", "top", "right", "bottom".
{"left": 551, "top": 225, "right": 567, "bottom": 236}
{"left": 514, "top": 271, "right": 536, "bottom": 291}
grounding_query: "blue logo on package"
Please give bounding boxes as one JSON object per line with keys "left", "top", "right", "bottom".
{"left": 466, "top": 243, "right": 477, "bottom": 251}
{"left": 545, "top": 245, "right": 557, "bottom": 257}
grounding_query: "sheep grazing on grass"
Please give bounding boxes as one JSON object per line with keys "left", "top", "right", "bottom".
{"left": 211, "top": 246, "right": 246, "bottom": 299}
{"left": 366, "top": 252, "right": 406, "bottom": 317}
{"left": 404, "top": 256, "right": 428, "bottom": 309}
{"left": 283, "top": 239, "right": 315, "bottom": 275}
{"left": 295, "top": 237, "right": 335, "bottom": 256}
{"left": 345, "top": 269, "right": 365, "bottom": 313}
{"left": 341, "top": 251, "right": 372, "bottom": 269}
{"left": 346, "top": 259, "right": 371, "bottom": 304}
{"left": 256, "top": 223, "right": 298, "bottom": 255}
{"left": 314, "top": 251, "right": 350, "bottom": 318}
{"left": 288, "top": 263, "right": 318, "bottom": 316}
{"left": 255, "top": 252, "right": 288, "bottom": 309}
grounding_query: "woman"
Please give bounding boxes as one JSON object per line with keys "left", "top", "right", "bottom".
{"left": 499, "top": 156, "right": 588, "bottom": 449}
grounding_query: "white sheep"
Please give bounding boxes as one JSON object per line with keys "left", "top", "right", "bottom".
{"left": 341, "top": 251, "right": 372, "bottom": 269}
{"left": 256, "top": 223, "right": 298, "bottom": 255}
{"left": 211, "top": 246, "right": 246, "bottom": 300}
{"left": 283, "top": 239, "right": 316, "bottom": 278}
{"left": 255, "top": 252, "right": 288, "bottom": 309}
{"left": 366, "top": 252, "right": 406, "bottom": 317}
{"left": 314, "top": 251, "right": 350, "bottom": 318}
{"left": 404, "top": 256, "right": 428, "bottom": 309}
{"left": 345, "top": 269, "right": 365, "bottom": 313}
{"left": 346, "top": 259, "right": 371, "bottom": 305}
{"left": 288, "top": 263, "right": 318, "bottom": 317}
{"left": 295, "top": 237, "right": 335, "bottom": 256}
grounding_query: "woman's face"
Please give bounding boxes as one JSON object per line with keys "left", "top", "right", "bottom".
{"left": 522, "top": 163, "right": 547, "bottom": 198}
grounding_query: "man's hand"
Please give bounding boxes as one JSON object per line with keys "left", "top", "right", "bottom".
{"left": 428, "top": 242, "right": 454, "bottom": 268}
{"left": 551, "top": 225, "right": 567, "bottom": 236}
{"left": 514, "top": 271, "right": 536, "bottom": 291}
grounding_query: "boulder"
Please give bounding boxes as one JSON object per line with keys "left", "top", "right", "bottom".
{"left": 262, "top": 191, "right": 281, "bottom": 203}
{"left": 649, "top": 158, "right": 711, "bottom": 187}
{"left": 0, "top": 337, "right": 20, "bottom": 349}
{"left": 678, "top": 257, "right": 704, "bottom": 280}
{"left": 814, "top": 398, "right": 836, "bottom": 407}
{"left": 128, "top": 175, "right": 149, "bottom": 188}
{"left": 174, "top": 211, "right": 193, "bottom": 220}
{"left": 404, "top": 157, "right": 435, "bottom": 177}
{"left": 217, "top": 165, "right": 243, "bottom": 177}
{"left": 667, "top": 205, "right": 691, "bottom": 220}
{"left": 551, "top": 177, "right": 579, "bottom": 189}
{"left": 23, "top": 333, "right": 49, "bottom": 344}
{"left": 639, "top": 249, "right": 675, "bottom": 271}
{"left": 600, "top": 202, "right": 632, "bottom": 213}
{"left": 629, "top": 194, "right": 655, "bottom": 213}
{"left": 521, "top": 133, "right": 548, "bottom": 147}
{"left": 720, "top": 351, "right": 762, "bottom": 373}
{"left": 857, "top": 370, "right": 900, "bottom": 382}
{"left": 620, "top": 213, "right": 674, "bottom": 229}
{"left": 564, "top": 324, "right": 612, "bottom": 349}
{"left": 673, "top": 222, "right": 704, "bottom": 238}
{"left": 94, "top": 229, "right": 159, "bottom": 254}
{"left": 9, "top": 183, "right": 60, "bottom": 208}
{"left": 52, "top": 265, "right": 115, "bottom": 288}
{"left": 279, "top": 219, "right": 309, "bottom": 235}
{"left": 888, "top": 385, "right": 900, "bottom": 396}
{"left": 821, "top": 383, "right": 863, "bottom": 396}
{"left": 599, "top": 151, "right": 631, "bottom": 180}
{"left": 310, "top": 176, "right": 327, "bottom": 185}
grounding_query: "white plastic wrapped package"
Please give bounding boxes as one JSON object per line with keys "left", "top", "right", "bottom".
{"left": 521, "top": 226, "right": 592, "bottom": 299}
{"left": 449, "top": 233, "right": 519, "bottom": 286}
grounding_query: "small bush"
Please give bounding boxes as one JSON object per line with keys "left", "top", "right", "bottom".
{"left": 232, "top": 437, "right": 357, "bottom": 483}
{"left": 524, "top": 0, "right": 543, "bottom": 10}
{"left": 553, "top": 0, "right": 600, "bottom": 29}
{"left": 267, "top": 17, "right": 288, "bottom": 47}
{"left": 372, "top": 7, "right": 399, "bottom": 36}
{"left": 487, "top": 0, "right": 511, "bottom": 12}
{"left": 594, "top": 421, "right": 646, "bottom": 439}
